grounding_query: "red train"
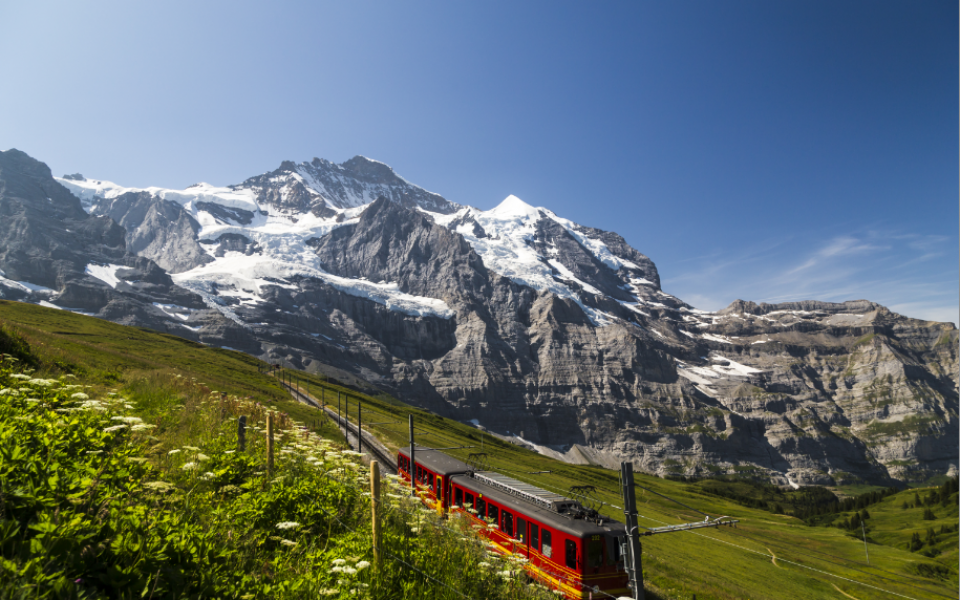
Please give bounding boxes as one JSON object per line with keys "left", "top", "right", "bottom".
{"left": 398, "top": 448, "right": 631, "bottom": 599}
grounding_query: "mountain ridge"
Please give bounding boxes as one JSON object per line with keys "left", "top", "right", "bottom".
{"left": 0, "top": 147, "right": 955, "bottom": 487}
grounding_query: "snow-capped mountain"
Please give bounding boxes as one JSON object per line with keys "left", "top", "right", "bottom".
{"left": 2, "top": 149, "right": 956, "bottom": 486}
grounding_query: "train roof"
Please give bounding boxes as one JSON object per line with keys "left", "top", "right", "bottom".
{"left": 450, "top": 471, "right": 626, "bottom": 539}
{"left": 399, "top": 446, "right": 471, "bottom": 476}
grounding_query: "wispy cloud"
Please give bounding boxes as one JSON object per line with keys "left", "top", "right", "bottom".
{"left": 783, "top": 236, "right": 887, "bottom": 276}
{"left": 661, "top": 225, "right": 958, "bottom": 325}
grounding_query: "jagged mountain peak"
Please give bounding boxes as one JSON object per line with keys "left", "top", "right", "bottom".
{"left": 488, "top": 194, "right": 542, "bottom": 219}
{"left": 339, "top": 155, "right": 405, "bottom": 184}
{"left": 235, "top": 154, "right": 459, "bottom": 215}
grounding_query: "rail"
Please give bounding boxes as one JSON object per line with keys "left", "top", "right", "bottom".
{"left": 278, "top": 380, "right": 398, "bottom": 473}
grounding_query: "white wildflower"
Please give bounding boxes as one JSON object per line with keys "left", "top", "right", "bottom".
{"left": 70, "top": 392, "right": 89, "bottom": 400}
{"left": 183, "top": 446, "right": 200, "bottom": 451}
{"left": 168, "top": 449, "right": 181, "bottom": 455}
{"left": 355, "top": 560, "right": 370, "bottom": 570}
{"left": 103, "top": 424, "right": 127, "bottom": 433}
{"left": 181, "top": 462, "right": 198, "bottom": 470}
{"left": 10, "top": 374, "right": 30, "bottom": 380}
{"left": 85, "top": 450, "right": 103, "bottom": 455}
{"left": 201, "top": 472, "right": 216, "bottom": 480}
{"left": 144, "top": 481, "right": 176, "bottom": 492}
{"left": 196, "top": 453, "right": 210, "bottom": 461}
{"left": 280, "top": 539, "right": 297, "bottom": 547}
{"left": 112, "top": 416, "right": 143, "bottom": 424}
{"left": 276, "top": 521, "right": 300, "bottom": 530}
{"left": 332, "top": 559, "right": 347, "bottom": 566}
{"left": 131, "top": 424, "right": 155, "bottom": 431}
{"left": 28, "top": 378, "right": 57, "bottom": 387}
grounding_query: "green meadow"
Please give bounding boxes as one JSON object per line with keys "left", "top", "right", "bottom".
{"left": 1, "top": 299, "right": 956, "bottom": 600}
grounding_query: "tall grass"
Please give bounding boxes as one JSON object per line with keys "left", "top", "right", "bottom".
{"left": 0, "top": 353, "right": 558, "bottom": 599}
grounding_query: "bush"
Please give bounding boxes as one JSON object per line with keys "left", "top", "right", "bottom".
{"left": 0, "top": 324, "right": 38, "bottom": 368}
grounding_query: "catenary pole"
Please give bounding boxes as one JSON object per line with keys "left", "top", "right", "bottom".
{"left": 620, "top": 462, "right": 645, "bottom": 600}
{"left": 409, "top": 415, "right": 416, "bottom": 495}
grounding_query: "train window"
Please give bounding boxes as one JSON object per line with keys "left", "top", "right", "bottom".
{"left": 454, "top": 487, "right": 463, "bottom": 507}
{"left": 541, "top": 529, "right": 552, "bottom": 558}
{"left": 502, "top": 510, "right": 514, "bottom": 537}
{"left": 488, "top": 504, "right": 499, "bottom": 527}
{"left": 605, "top": 535, "right": 621, "bottom": 566}
{"left": 476, "top": 497, "right": 486, "bottom": 517}
{"left": 465, "top": 493, "right": 474, "bottom": 509}
{"left": 587, "top": 536, "right": 603, "bottom": 568}
{"left": 531, "top": 523, "right": 540, "bottom": 551}
{"left": 517, "top": 517, "right": 527, "bottom": 543}
{"left": 565, "top": 539, "right": 578, "bottom": 569}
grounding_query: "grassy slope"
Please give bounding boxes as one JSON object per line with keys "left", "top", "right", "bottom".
{"left": 1, "top": 300, "right": 956, "bottom": 600}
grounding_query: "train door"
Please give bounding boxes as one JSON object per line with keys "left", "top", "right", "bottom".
{"left": 436, "top": 475, "right": 444, "bottom": 513}
{"left": 516, "top": 516, "right": 529, "bottom": 558}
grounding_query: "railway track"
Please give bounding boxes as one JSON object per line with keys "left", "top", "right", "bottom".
{"left": 278, "top": 380, "right": 398, "bottom": 473}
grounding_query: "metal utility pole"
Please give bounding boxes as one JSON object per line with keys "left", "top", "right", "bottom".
{"left": 617, "top": 464, "right": 739, "bottom": 600}
{"left": 357, "top": 402, "right": 362, "bottom": 455}
{"left": 409, "top": 415, "right": 416, "bottom": 494}
{"left": 620, "top": 462, "right": 645, "bottom": 600}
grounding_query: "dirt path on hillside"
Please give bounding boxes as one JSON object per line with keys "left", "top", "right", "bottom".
{"left": 766, "top": 547, "right": 779, "bottom": 567}
{"left": 832, "top": 583, "right": 859, "bottom": 599}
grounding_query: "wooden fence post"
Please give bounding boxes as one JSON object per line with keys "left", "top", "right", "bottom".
{"left": 266, "top": 412, "right": 275, "bottom": 476}
{"left": 371, "top": 461, "right": 381, "bottom": 569}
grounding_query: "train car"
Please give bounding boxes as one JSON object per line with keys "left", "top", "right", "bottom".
{"left": 397, "top": 447, "right": 471, "bottom": 513}
{"left": 397, "top": 448, "right": 630, "bottom": 599}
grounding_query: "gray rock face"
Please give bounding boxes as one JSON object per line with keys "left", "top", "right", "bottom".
{"left": 236, "top": 156, "right": 459, "bottom": 215}
{"left": 0, "top": 149, "right": 225, "bottom": 336}
{"left": 7, "top": 149, "right": 955, "bottom": 487}
{"left": 94, "top": 191, "right": 213, "bottom": 273}
{"left": 199, "top": 233, "right": 262, "bottom": 257}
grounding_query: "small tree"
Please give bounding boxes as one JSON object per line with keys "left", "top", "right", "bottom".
{"left": 908, "top": 532, "right": 923, "bottom": 552}
{"left": 849, "top": 512, "right": 861, "bottom": 530}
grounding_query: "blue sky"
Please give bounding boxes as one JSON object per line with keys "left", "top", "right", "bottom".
{"left": 1, "top": 1, "right": 956, "bottom": 323}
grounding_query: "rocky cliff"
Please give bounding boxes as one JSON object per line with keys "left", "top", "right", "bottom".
{"left": 1, "top": 148, "right": 954, "bottom": 486}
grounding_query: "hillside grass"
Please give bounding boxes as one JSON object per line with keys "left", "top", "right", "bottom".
{"left": 1, "top": 299, "right": 957, "bottom": 600}
{"left": 0, "top": 329, "right": 558, "bottom": 599}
